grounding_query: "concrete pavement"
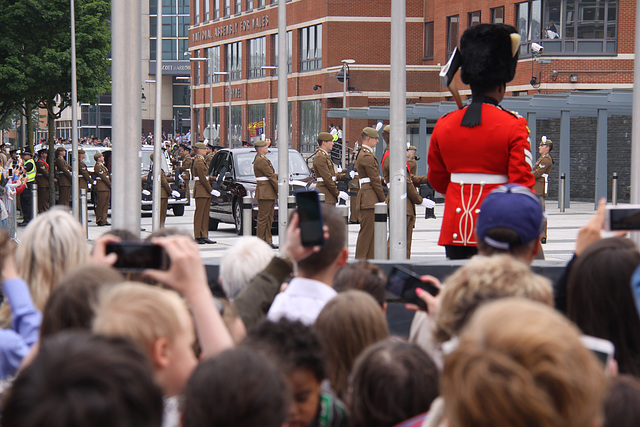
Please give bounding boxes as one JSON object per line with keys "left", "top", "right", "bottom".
{"left": 14, "top": 198, "right": 605, "bottom": 266}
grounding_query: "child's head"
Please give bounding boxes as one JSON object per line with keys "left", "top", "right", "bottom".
{"left": 182, "top": 348, "right": 288, "bottom": 427}
{"left": 242, "top": 319, "right": 326, "bottom": 427}
{"left": 92, "top": 282, "right": 197, "bottom": 396}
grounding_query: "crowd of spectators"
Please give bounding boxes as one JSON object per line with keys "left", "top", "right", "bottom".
{"left": 0, "top": 188, "right": 639, "bottom": 427}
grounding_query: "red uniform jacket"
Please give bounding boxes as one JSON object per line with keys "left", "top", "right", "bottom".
{"left": 427, "top": 103, "right": 535, "bottom": 247}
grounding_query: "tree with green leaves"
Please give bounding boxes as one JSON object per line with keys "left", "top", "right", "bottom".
{"left": 0, "top": 0, "right": 111, "bottom": 203}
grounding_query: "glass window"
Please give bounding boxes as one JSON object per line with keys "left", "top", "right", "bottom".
{"left": 300, "top": 100, "right": 321, "bottom": 154}
{"left": 178, "top": 39, "right": 189, "bottom": 59}
{"left": 162, "top": 39, "right": 177, "bottom": 60}
{"left": 163, "top": 0, "right": 176, "bottom": 14}
{"left": 205, "top": 0, "right": 210, "bottom": 21}
{"left": 163, "top": 16, "right": 177, "bottom": 37}
{"left": 195, "top": 0, "right": 200, "bottom": 23}
{"left": 246, "top": 0, "right": 253, "bottom": 11}
{"left": 248, "top": 104, "right": 266, "bottom": 142}
{"left": 224, "top": 0, "right": 230, "bottom": 16}
{"left": 274, "top": 31, "right": 293, "bottom": 74}
{"left": 491, "top": 7, "right": 504, "bottom": 23}
{"left": 206, "top": 46, "right": 221, "bottom": 83}
{"left": 446, "top": 15, "right": 459, "bottom": 59}
{"left": 178, "top": 0, "right": 189, "bottom": 14}
{"left": 468, "top": 11, "right": 481, "bottom": 27}
{"left": 235, "top": 0, "right": 241, "bottom": 14}
{"left": 424, "top": 22, "right": 434, "bottom": 59}
{"left": 230, "top": 105, "right": 241, "bottom": 147}
{"left": 249, "top": 37, "right": 266, "bottom": 78}
{"left": 173, "top": 85, "right": 190, "bottom": 106}
{"left": 227, "top": 41, "right": 242, "bottom": 81}
{"left": 273, "top": 102, "right": 292, "bottom": 148}
{"left": 300, "top": 24, "right": 322, "bottom": 71}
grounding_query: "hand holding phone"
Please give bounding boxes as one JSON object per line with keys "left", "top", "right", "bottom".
{"left": 295, "top": 191, "right": 325, "bottom": 248}
{"left": 106, "top": 241, "right": 169, "bottom": 272}
{"left": 385, "top": 266, "right": 440, "bottom": 311}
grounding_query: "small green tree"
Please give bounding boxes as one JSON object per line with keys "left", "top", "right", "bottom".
{"left": 0, "top": 0, "right": 111, "bottom": 203}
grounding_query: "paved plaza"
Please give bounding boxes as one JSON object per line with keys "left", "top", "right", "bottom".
{"left": 14, "top": 198, "right": 606, "bottom": 266}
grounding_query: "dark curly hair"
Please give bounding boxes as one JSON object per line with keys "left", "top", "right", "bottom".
{"left": 241, "top": 318, "right": 326, "bottom": 381}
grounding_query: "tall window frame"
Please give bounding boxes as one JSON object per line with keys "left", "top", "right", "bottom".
{"left": 491, "top": 6, "right": 504, "bottom": 23}
{"left": 446, "top": 15, "right": 459, "bottom": 59}
{"left": 300, "top": 24, "right": 322, "bottom": 72}
{"left": 227, "top": 41, "right": 242, "bottom": 81}
{"left": 150, "top": 0, "right": 190, "bottom": 61}
{"left": 249, "top": 37, "right": 266, "bottom": 78}
{"left": 273, "top": 31, "right": 293, "bottom": 74}
{"left": 423, "top": 21, "right": 434, "bottom": 60}
{"left": 468, "top": 11, "right": 481, "bottom": 27}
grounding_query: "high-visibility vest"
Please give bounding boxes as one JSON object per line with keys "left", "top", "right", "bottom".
{"left": 24, "top": 158, "right": 36, "bottom": 182}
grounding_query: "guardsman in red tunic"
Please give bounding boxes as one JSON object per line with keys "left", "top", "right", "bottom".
{"left": 428, "top": 24, "right": 535, "bottom": 260}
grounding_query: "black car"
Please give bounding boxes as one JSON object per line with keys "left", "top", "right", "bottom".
{"left": 207, "top": 147, "right": 315, "bottom": 234}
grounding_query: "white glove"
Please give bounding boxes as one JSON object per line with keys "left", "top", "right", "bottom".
{"left": 210, "top": 189, "right": 221, "bottom": 197}
{"left": 171, "top": 190, "right": 180, "bottom": 198}
{"left": 349, "top": 170, "right": 356, "bottom": 179}
{"left": 420, "top": 199, "right": 436, "bottom": 209}
{"left": 142, "top": 189, "right": 151, "bottom": 196}
{"left": 337, "top": 165, "right": 343, "bottom": 173}
{"left": 338, "top": 191, "right": 349, "bottom": 201}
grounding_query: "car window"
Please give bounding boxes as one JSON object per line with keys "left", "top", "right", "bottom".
{"left": 265, "top": 150, "right": 311, "bottom": 176}
{"left": 140, "top": 150, "right": 169, "bottom": 174}
{"left": 209, "top": 151, "right": 230, "bottom": 177}
{"left": 235, "top": 153, "right": 255, "bottom": 177}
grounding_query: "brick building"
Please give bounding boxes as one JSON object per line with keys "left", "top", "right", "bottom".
{"left": 189, "top": 0, "right": 633, "bottom": 156}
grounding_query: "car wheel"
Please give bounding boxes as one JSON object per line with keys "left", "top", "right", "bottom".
{"left": 209, "top": 217, "right": 219, "bottom": 231}
{"left": 172, "top": 205, "right": 185, "bottom": 216}
{"left": 233, "top": 201, "right": 243, "bottom": 236}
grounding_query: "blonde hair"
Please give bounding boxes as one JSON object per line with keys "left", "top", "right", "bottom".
{"left": 443, "top": 298, "right": 606, "bottom": 427}
{"left": 219, "top": 237, "right": 273, "bottom": 300}
{"left": 313, "top": 290, "right": 389, "bottom": 401}
{"left": 434, "top": 255, "right": 552, "bottom": 343}
{"left": 1, "top": 208, "right": 87, "bottom": 327}
{"left": 93, "top": 282, "right": 188, "bottom": 357}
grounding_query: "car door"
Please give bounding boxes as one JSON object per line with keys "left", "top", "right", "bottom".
{"left": 208, "top": 151, "right": 233, "bottom": 221}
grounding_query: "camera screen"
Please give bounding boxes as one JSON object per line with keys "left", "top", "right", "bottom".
{"left": 106, "top": 242, "right": 168, "bottom": 272}
{"left": 609, "top": 208, "right": 640, "bottom": 230}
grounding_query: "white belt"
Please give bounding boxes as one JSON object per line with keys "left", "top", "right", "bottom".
{"left": 256, "top": 177, "right": 269, "bottom": 181}
{"left": 359, "top": 177, "right": 371, "bottom": 185}
{"left": 95, "top": 177, "right": 101, "bottom": 180}
{"left": 194, "top": 177, "right": 199, "bottom": 181}
{"left": 450, "top": 173, "right": 508, "bottom": 185}
{"left": 316, "top": 177, "right": 336, "bottom": 183}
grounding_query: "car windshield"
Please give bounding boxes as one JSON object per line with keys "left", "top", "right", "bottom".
{"left": 140, "top": 150, "right": 170, "bottom": 174}
{"left": 234, "top": 150, "right": 310, "bottom": 178}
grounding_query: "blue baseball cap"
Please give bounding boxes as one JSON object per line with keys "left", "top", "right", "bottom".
{"left": 476, "top": 184, "right": 545, "bottom": 250}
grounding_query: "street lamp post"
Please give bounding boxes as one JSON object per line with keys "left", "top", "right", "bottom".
{"left": 213, "top": 71, "right": 231, "bottom": 146}
{"left": 340, "top": 59, "right": 355, "bottom": 168}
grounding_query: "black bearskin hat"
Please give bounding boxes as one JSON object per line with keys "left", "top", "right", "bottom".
{"left": 460, "top": 24, "right": 520, "bottom": 92}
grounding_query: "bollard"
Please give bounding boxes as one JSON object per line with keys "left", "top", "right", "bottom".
{"left": 242, "top": 195, "right": 252, "bottom": 237}
{"left": 31, "top": 184, "right": 37, "bottom": 220}
{"left": 612, "top": 172, "right": 618, "bottom": 206}
{"left": 81, "top": 189, "right": 88, "bottom": 235}
{"left": 559, "top": 173, "right": 566, "bottom": 213}
{"left": 336, "top": 204, "right": 349, "bottom": 248}
{"left": 8, "top": 196, "right": 17, "bottom": 241}
{"left": 374, "top": 202, "right": 388, "bottom": 260}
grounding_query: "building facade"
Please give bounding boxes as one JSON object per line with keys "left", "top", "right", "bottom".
{"left": 56, "top": 0, "right": 193, "bottom": 141}
{"left": 188, "top": 0, "right": 633, "bottom": 154}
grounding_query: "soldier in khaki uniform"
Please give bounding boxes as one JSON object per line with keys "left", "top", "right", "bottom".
{"left": 192, "top": 142, "right": 219, "bottom": 244}
{"left": 55, "top": 146, "right": 72, "bottom": 207}
{"left": 205, "top": 143, "right": 215, "bottom": 170}
{"left": 533, "top": 136, "right": 553, "bottom": 243}
{"left": 150, "top": 153, "right": 180, "bottom": 228}
{"left": 313, "top": 132, "right": 348, "bottom": 204}
{"left": 177, "top": 145, "right": 192, "bottom": 205}
{"left": 93, "top": 152, "right": 111, "bottom": 226}
{"left": 355, "top": 127, "right": 386, "bottom": 259}
{"left": 35, "top": 148, "right": 51, "bottom": 213}
{"left": 253, "top": 138, "right": 278, "bottom": 246}
{"left": 78, "top": 149, "right": 93, "bottom": 193}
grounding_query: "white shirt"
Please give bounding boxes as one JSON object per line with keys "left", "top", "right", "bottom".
{"left": 267, "top": 277, "right": 337, "bottom": 326}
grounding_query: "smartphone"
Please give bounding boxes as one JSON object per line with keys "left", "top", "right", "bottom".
{"left": 106, "top": 242, "right": 170, "bottom": 272}
{"left": 385, "top": 266, "right": 439, "bottom": 310}
{"left": 604, "top": 205, "right": 640, "bottom": 231}
{"left": 7, "top": 169, "right": 12, "bottom": 176}
{"left": 295, "top": 190, "right": 325, "bottom": 247}
{"left": 580, "top": 335, "right": 615, "bottom": 370}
